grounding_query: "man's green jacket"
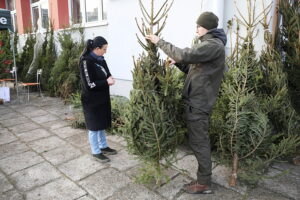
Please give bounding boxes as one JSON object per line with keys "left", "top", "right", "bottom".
{"left": 157, "top": 29, "right": 227, "bottom": 114}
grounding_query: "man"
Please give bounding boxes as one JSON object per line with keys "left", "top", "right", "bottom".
{"left": 146, "top": 12, "right": 227, "bottom": 194}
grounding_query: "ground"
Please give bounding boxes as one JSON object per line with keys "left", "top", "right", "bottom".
{"left": 0, "top": 91, "right": 299, "bottom": 200}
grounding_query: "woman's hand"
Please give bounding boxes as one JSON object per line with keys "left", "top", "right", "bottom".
{"left": 107, "top": 76, "right": 115, "bottom": 86}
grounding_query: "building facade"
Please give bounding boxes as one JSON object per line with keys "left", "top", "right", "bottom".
{"left": 1, "top": 0, "right": 274, "bottom": 98}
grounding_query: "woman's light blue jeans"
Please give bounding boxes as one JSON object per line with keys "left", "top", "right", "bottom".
{"left": 88, "top": 130, "right": 108, "bottom": 154}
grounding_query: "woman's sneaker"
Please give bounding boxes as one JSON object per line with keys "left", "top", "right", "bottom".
{"left": 101, "top": 147, "right": 117, "bottom": 155}
{"left": 92, "top": 153, "right": 110, "bottom": 163}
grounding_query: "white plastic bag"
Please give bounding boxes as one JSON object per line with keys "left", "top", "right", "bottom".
{"left": 0, "top": 87, "right": 10, "bottom": 102}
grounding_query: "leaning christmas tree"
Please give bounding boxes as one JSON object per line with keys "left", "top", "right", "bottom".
{"left": 124, "top": 0, "right": 185, "bottom": 184}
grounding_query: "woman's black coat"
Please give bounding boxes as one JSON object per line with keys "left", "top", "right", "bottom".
{"left": 79, "top": 54, "right": 112, "bottom": 131}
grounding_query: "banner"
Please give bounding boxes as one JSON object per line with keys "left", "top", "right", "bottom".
{"left": 0, "top": 9, "right": 13, "bottom": 31}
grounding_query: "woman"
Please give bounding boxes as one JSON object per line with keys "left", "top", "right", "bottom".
{"left": 79, "top": 36, "right": 117, "bottom": 163}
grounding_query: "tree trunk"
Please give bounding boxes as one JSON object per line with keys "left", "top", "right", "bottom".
{"left": 229, "top": 153, "right": 239, "bottom": 186}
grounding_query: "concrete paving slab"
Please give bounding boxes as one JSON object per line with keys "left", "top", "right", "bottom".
{"left": 272, "top": 162, "right": 300, "bottom": 176}
{"left": 0, "top": 190, "right": 23, "bottom": 200}
{"left": 259, "top": 168, "right": 300, "bottom": 200}
{"left": 173, "top": 155, "right": 197, "bottom": 180}
{"left": 21, "top": 109, "right": 48, "bottom": 118}
{"left": 31, "top": 114, "right": 59, "bottom": 124}
{"left": 42, "top": 144, "right": 82, "bottom": 165}
{"left": 79, "top": 168, "right": 132, "bottom": 200}
{"left": 0, "top": 140, "right": 29, "bottom": 159}
{"left": 77, "top": 195, "right": 95, "bottom": 200}
{"left": 0, "top": 116, "right": 30, "bottom": 127}
{"left": 66, "top": 133, "right": 89, "bottom": 148}
{"left": 106, "top": 183, "right": 164, "bottom": 200}
{"left": 176, "top": 183, "right": 242, "bottom": 200}
{"left": 0, "top": 151, "right": 43, "bottom": 175}
{"left": 47, "top": 107, "right": 72, "bottom": 117}
{"left": 212, "top": 164, "right": 247, "bottom": 195}
{"left": 28, "top": 136, "right": 67, "bottom": 153}
{"left": 53, "top": 126, "right": 85, "bottom": 138}
{"left": 58, "top": 154, "right": 106, "bottom": 181}
{"left": 0, "top": 107, "right": 13, "bottom": 115}
{"left": 7, "top": 122, "right": 41, "bottom": 134}
{"left": 10, "top": 162, "right": 61, "bottom": 191}
{"left": 0, "top": 111, "right": 22, "bottom": 121}
{"left": 125, "top": 165, "right": 179, "bottom": 191}
{"left": 0, "top": 131, "right": 17, "bottom": 145}
{"left": 41, "top": 120, "right": 70, "bottom": 130}
{"left": 0, "top": 172, "right": 13, "bottom": 193}
{"left": 157, "top": 175, "right": 191, "bottom": 200}
{"left": 18, "top": 128, "right": 52, "bottom": 142}
{"left": 246, "top": 187, "right": 291, "bottom": 200}
{"left": 15, "top": 105, "right": 39, "bottom": 113}
{"left": 109, "top": 149, "right": 139, "bottom": 171}
{"left": 26, "top": 177, "right": 86, "bottom": 200}
{"left": 106, "top": 135, "right": 126, "bottom": 146}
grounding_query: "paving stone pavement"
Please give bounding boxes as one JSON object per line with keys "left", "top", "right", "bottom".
{"left": 0, "top": 93, "right": 299, "bottom": 200}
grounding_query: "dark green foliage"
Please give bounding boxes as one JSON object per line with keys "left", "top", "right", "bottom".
{"left": 17, "top": 33, "right": 36, "bottom": 81}
{"left": 0, "top": 30, "right": 13, "bottom": 79}
{"left": 279, "top": 0, "right": 300, "bottom": 115}
{"left": 49, "top": 28, "right": 84, "bottom": 98}
{"left": 39, "top": 26, "right": 57, "bottom": 91}
{"left": 107, "top": 95, "right": 129, "bottom": 135}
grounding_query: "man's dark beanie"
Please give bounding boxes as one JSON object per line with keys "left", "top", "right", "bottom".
{"left": 196, "top": 12, "right": 219, "bottom": 30}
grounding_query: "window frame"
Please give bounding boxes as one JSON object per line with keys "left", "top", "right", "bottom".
{"left": 30, "top": 0, "right": 50, "bottom": 33}
{"left": 68, "top": 0, "right": 107, "bottom": 28}
{"left": 6, "top": 0, "right": 17, "bottom": 32}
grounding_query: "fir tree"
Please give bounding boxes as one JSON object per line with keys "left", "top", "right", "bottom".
{"left": 41, "top": 24, "right": 57, "bottom": 91}
{"left": 124, "top": 0, "right": 185, "bottom": 184}
{"left": 17, "top": 33, "right": 36, "bottom": 81}
{"left": 49, "top": 27, "right": 84, "bottom": 98}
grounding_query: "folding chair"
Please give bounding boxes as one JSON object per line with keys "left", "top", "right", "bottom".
{"left": 20, "top": 69, "right": 43, "bottom": 101}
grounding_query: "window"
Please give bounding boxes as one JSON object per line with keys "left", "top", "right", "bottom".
{"left": 31, "top": 0, "right": 49, "bottom": 32}
{"left": 70, "top": 0, "right": 107, "bottom": 25}
{"left": 7, "top": 0, "right": 15, "bottom": 11}
{"left": 32, "top": 6, "right": 39, "bottom": 31}
{"left": 71, "top": 0, "right": 82, "bottom": 24}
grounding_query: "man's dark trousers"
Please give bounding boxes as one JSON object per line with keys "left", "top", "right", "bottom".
{"left": 186, "top": 105, "right": 212, "bottom": 185}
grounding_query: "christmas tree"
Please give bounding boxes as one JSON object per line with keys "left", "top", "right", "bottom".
{"left": 124, "top": 0, "right": 185, "bottom": 184}
{"left": 0, "top": 30, "right": 13, "bottom": 79}
{"left": 279, "top": 0, "right": 300, "bottom": 116}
